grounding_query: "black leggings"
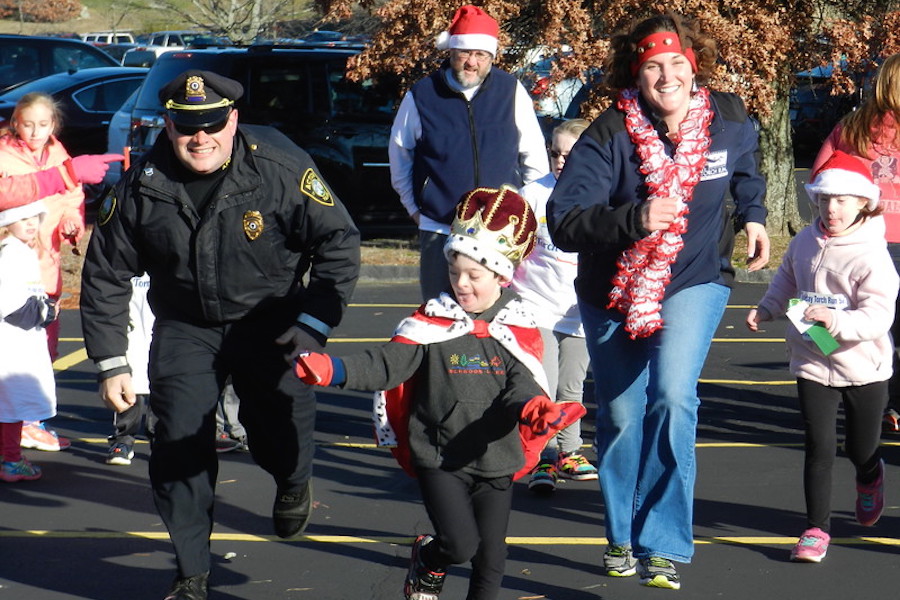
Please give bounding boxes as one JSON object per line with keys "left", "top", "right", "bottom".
{"left": 796, "top": 378, "right": 888, "bottom": 532}
{"left": 416, "top": 467, "right": 513, "bottom": 600}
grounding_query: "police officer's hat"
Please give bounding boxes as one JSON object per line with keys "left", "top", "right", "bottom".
{"left": 158, "top": 70, "right": 244, "bottom": 129}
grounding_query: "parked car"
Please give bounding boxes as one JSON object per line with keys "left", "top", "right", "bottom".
{"left": 121, "top": 30, "right": 232, "bottom": 67}
{"left": 104, "top": 86, "right": 140, "bottom": 187}
{"left": 81, "top": 31, "right": 136, "bottom": 45}
{"left": 124, "top": 45, "right": 408, "bottom": 236}
{"left": 0, "top": 34, "right": 120, "bottom": 91}
{"left": 790, "top": 63, "right": 862, "bottom": 154}
{"left": 101, "top": 43, "right": 141, "bottom": 64}
{"left": 0, "top": 67, "right": 147, "bottom": 157}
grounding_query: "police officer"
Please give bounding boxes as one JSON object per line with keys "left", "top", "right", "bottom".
{"left": 80, "top": 70, "right": 361, "bottom": 600}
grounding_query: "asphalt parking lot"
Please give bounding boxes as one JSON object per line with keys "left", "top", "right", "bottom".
{"left": 2, "top": 279, "right": 898, "bottom": 600}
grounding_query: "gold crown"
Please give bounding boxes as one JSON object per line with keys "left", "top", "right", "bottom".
{"left": 449, "top": 185, "right": 537, "bottom": 268}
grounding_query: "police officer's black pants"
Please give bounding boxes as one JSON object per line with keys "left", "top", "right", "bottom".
{"left": 148, "top": 316, "right": 316, "bottom": 578}
{"left": 415, "top": 467, "right": 513, "bottom": 600}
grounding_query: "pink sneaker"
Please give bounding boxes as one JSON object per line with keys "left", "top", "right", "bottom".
{"left": 790, "top": 527, "right": 829, "bottom": 563}
{"left": 856, "top": 459, "right": 885, "bottom": 526}
{"left": 20, "top": 422, "right": 70, "bottom": 452}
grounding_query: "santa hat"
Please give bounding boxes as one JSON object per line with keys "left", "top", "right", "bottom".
{"left": 0, "top": 200, "right": 47, "bottom": 227}
{"left": 444, "top": 185, "right": 537, "bottom": 280}
{"left": 805, "top": 150, "right": 880, "bottom": 211}
{"left": 435, "top": 5, "right": 499, "bottom": 56}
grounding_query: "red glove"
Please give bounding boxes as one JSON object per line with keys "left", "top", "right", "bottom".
{"left": 294, "top": 352, "right": 334, "bottom": 386}
{"left": 520, "top": 396, "right": 565, "bottom": 435}
{"left": 68, "top": 154, "right": 125, "bottom": 185}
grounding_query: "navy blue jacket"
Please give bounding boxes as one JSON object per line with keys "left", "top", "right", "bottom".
{"left": 547, "top": 91, "right": 767, "bottom": 307}
{"left": 411, "top": 64, "right": 519, "bottom": 224}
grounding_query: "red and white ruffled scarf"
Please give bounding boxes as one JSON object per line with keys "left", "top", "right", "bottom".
{"left": 607, "top": 86, "right": 713, "bottom": 339}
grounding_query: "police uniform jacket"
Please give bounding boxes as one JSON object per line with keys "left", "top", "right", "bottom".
{"left": 81, "top": 124, "right": 360, "bottom": 365}
{"left": 547, "top": 90, "right": 768, "bottom": 308}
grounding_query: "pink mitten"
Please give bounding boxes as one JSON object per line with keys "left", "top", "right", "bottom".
{"left": 68, "top": 154, "right": 125, "bottom": 184}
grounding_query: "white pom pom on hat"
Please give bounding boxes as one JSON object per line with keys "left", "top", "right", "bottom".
{"left": 805, "top": 150, "right": 880, "bottom": 211}
{"left": 435, "top": 4, "right": 499, "bottom": 56}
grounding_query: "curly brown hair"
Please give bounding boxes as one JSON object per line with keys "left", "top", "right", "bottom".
{"left": 604, "top": 13, "right": 718, "bottom": 93}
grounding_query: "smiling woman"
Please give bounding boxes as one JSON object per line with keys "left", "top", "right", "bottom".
{"left": 546, "top": 12, "right": 771, "bottom": 590}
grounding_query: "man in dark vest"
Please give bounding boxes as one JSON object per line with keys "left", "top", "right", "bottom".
{"left": 388, "top": 4, "right": 549, "bottom": 300}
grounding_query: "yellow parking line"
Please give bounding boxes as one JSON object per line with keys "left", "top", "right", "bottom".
{"left": 52, "top": 348, "right": 88, "bottom": 371}
{"left": 1, "top": 530, "right": 897, "bottom": 547}
{"left": 699, "top": 378, "right": 794, "bottom": 385}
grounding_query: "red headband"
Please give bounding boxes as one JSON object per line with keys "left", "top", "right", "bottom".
{"left": 630, "top": 31, "right": 698, "bottom": 76}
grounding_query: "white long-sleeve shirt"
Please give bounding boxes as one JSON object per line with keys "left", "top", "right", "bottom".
{"left": 389, "top": 68, "right": 549, "bottom": 234}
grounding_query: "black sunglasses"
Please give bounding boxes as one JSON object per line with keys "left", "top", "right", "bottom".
{"left": 549, "top": 150, "right": 569, "bottom": 160}
{"left": 172, "top": 117, "right": 230, "bottom": 137}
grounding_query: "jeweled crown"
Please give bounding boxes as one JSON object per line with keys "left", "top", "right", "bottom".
{"left": 450, "top": 185, "right": 537, "bottom": 268}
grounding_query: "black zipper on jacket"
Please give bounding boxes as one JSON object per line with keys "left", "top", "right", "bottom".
{"left": 466, "top": 98, "right": 479, "bottom": 186}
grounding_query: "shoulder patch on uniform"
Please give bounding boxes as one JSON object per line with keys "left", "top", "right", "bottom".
{"left": 98, "top": 191, "right": 117, "bottom": 226}
{"left": 299, "top": 168, "right": 334, "bottom": 206}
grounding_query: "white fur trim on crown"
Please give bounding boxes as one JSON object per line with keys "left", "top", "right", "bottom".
{"left": 0, "top": 200, "right": 47, "bottom": 227}
{"left": 805, "top": 169, "right": 881, "bottom": 211}
{"left": 448, "top": 33, "right": 497, "bottom": 55}
{"left": 444, "top": 233, "right": 514, "bottom": 280}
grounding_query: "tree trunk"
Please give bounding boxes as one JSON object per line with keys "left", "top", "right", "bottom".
{"left": 756, "top": 81, "right": 807, "bottom": 236}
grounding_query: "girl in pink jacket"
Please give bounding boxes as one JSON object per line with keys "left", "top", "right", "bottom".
{"left": 747, "top": 151, "right": 898, "bottom": 564}
{"left": 0, "top": 92, "right": 82, "bottom": 452}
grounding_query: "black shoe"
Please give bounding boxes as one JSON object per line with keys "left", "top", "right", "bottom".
{"left": 273, "top": 480, "right": 312, "bottom": 538}
{"left": 163, "top": 572, "right": 208, "bottom": 600}
{"left": 404, "top": 534, "right": 446, "bottom": 599}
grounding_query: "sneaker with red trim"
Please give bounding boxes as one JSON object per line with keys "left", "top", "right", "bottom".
{"left": 405, "top": 534, "right": 445, "bottom": 600}
{"left": 557, "top": 452, "right": 598, "bottom": 481}
{"left": 790, "top": 527, "right": 829, "bottom": 562}
{"left": 20, "top": 422, "right": 70, "bottom": 451}
{"left": 856, "top": 459, "right": 885, "bottom": 526}
{"left": 0, "top": 458, "right": 42, "bottom": 482}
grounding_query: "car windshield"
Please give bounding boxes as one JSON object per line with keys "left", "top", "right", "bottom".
{"left": 182, "top": 34, "right": 230, "bottom": 46}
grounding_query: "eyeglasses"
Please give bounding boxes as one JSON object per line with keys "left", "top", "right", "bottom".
{"left": 172, "top": 116, "right": 230, "bottom": 137}
{"left": 453, "top": 49, "right": 493, "bottom": 63}
{"left": 549, "top": 150, "right": 569, "bottom": 160}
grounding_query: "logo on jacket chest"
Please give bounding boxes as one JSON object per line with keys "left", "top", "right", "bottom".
{"left": 448, "top": 353, "right": 505, "bottom": 375}
{"left": 700, "top": 150, "right": 728, "bottom": 181}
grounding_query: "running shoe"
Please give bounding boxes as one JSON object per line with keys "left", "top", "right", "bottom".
{"left": 790, "top": 527, "right": 829, "bottom": 563}
{"left": 528, "top": 461, "right": 558, "bottom": 494}
{"left": 163, "top": 571, "right": 208, "bottom": 600}
{"left": 106, "top": 442, "right": 135, "bottom": 466}
{"left": 603, "top": 544, "right": 637, "bottom": 577}
{"left": 0, "top": 458, "right": 42, "bottom": 482}
{"left": 638, "top": 556, "right": 680, "bottom": 589}
{"left": 405, "top": 534, "right": 445, "bottom": 600}
{"left": 215, "top": 432, "right": 242, "bottom": 453}
{"left": 557, "top": 452, "right": 598, "bottom": 480}
{"left": 20, "top": 422, "right": 70, "bottom": 451}
{"left": 856, "top": 459, "right": 885, "bottom": 526}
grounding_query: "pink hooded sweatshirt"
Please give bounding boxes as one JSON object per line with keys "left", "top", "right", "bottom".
{"left": 756, "top": 215, "right": 898, "bottom": 387}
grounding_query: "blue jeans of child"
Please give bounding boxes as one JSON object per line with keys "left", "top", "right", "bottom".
{"left": 580, "top": 282, "right": 729, "bottom": 563}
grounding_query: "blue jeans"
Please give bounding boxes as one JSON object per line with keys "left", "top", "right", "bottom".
{"left": 580, "top": 282, "right": 729, "bottom": 563}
